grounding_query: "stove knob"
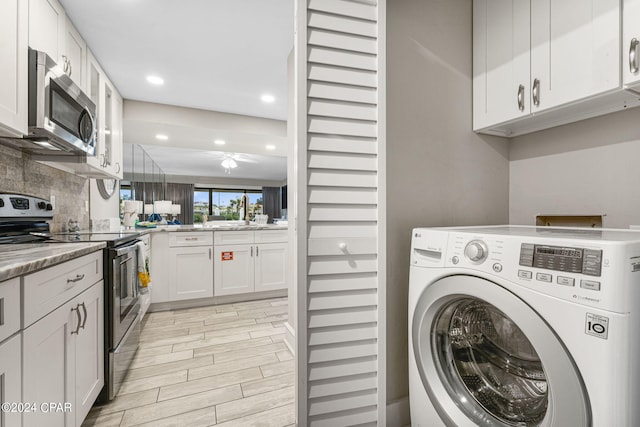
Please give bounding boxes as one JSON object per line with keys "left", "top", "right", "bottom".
{"left": 46, "top": 203, "right": 53, "bottom": 211}
{"left": 37, "top": 201, "right": 46, "bottom": 209}
{"left": 464, "top": 240, "right": 488, "bottom": 263}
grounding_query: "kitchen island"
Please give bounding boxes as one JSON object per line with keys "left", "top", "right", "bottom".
{"left": 148, "top": 223, "right": 289, "bottom": 311}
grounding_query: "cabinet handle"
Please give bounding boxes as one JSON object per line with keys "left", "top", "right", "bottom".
{"left": 71, "top": 306, "right": 82, "bottom": 335}
{"left": 79, "top": 302, "right": 87, "bottom": 330}
{"left": 116, "top": 162, "right": 121, "bottom": 173}
{"left": 62, "top": 55, "right": 69, "bottom": 74}
{"left": 67, "top": 274, "right": 85, "bottom": 284}
{"left": 630, "top": 38, "right": 639, "bottom": 74}
{"left": 0, "top": 297, "right": 4, "bottom": 326}
{"left": 532, "top": 78, "right": 541, "bottom": 107}
{"left": 209, "top": 248, "right": 212, "bottom": 260}
{"left": 251, "top": 246, "right": 254, "bottom": 257}
{"left": 517, "top": 84, "right": 525, "bottom": 111}
{"left": 256, "top": 246, "right": 259, "bottom": 256}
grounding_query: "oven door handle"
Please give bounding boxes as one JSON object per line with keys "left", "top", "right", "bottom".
{"left": 113, "top": 241, "right": 141, "bottom": 257}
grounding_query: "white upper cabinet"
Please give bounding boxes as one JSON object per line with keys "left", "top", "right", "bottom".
{"left": 623, "top": 0, "right": 640, "bottom": 89}
{"left": 64, "top": 17, "right": 87, "bottom": 89}
{"left": 474, "top": 0, "right": 633, "bottom": 137}
{"left": 530, "top": 0, "right": 620, "bottom": 111}
{"left": 28, "top": 0, "right": 66, "bottom": 62}
{"left": 473, "top": 0, "right": 531, "bottom": 130}
{"left": 0, "top": 0, "right": 28, "bottom": 137}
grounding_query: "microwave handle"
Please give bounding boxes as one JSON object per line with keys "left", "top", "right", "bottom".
{"left": 78, "top": 107, "right": 96, "bottom": 146}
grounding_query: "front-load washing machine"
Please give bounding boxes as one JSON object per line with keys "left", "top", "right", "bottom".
{"left": 408, "top": 225, "right": 640, "bottom": 427}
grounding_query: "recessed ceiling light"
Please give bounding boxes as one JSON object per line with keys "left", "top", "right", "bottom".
{"left": 146, "top": 75, "right": 164, "bottom": 85}
{"left": 214, "top": 140, "right": 226, "bottom": 146}
{"left": 261, "top": 94, "right": 275, "bottom": 103}
{"left": 155, "top": 134, "right": 169, "bottom": 141}
{"left": 266, "top": 144, "right": 276, "bottom": 150}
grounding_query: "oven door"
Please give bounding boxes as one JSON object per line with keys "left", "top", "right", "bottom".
{"left": 111, "top": 242, "right": 141, "bottom": 348}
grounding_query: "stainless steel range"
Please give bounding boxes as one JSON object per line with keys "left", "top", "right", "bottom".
{"left": 0, "top": 193, "right": 143, "bottom": 402}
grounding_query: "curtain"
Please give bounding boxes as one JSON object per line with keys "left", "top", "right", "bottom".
{"left": 262, "top": 187, "right": 281, "bottom": 223}
{"left": 165, "top": 183, "right": 195, "bottom": 224}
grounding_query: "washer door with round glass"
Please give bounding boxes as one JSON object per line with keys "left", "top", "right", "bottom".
{"left": 412, "top": 275, "right": 591, "bottom": 427}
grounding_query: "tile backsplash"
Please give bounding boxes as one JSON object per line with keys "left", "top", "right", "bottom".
{"left": 0, "top": 145, "right": 89, "bottom": 232}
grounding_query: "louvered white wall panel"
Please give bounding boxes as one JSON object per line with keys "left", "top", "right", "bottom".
{"left": 309, "top": 64, "right": 377, "bottom": 88}
{"left": 308, "top": 255, "right": 377, "bottom": 275}
{"left": 308, "top": 187, "right": 377, "bottom": 205}
{"left": 308, "top": 204, "right": 378, "bottom": 222}
{"left": 308, "top": 170, "right": 377, "bottom": 188}
{"left": 308, "top": 82, "right": 377, "bottom": 104}
{"left": 308, "top": 134, "right": 377, "bottom": 154}
{"left": 308, "top": 46, "right": 377, "bottom": 71}
{"left": 308, "top": 12, "right": 377, "bottom": 38}
{"left": 308, "top": 0, "right": 377, "bottom": 20}
{"left": 309, "top": 407, "right": 378, "bottom": 427}
{"left": 308, "top": 29, "right": 377, "bottom": 54}
{"left": 308, "top": 273, "right": 378, "bottom": 292}
{"left": 309, "top": 390, "right": 378, "bottom": 416}
{"left": 308, "top": 99, "right": 377, "bottom": 121}
{"left": 308, "top": 339, "right": 378, "bottom": 363}
{"left": 308, "top": 306, "right": 378, "bottom": 328}
{"left": 308, "top": 152, "right": 377, "bottom": 171}
{"left": 308, "top": 289, "right": 377, "bottom": 310}
{"left": 308, "top": 237, "right": 377, "bottom": 256}
{"left": 309, "top": 373, "right": 378, "bottom": 398}
{"left": 309, "top": 323, "right": 377, "bottom": 346}
{"left": 299, "top": 0, "right": 384, "bottom": 424}
{"left": 308, "top": 356, "right": 378, "bottom": 381}
{"left": 308, "top": 222, "right": 377, "bottom": 238}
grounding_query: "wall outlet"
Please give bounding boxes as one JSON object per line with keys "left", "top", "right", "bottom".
{"left": 50, "top": 195, "right": 55, "bottom": 209}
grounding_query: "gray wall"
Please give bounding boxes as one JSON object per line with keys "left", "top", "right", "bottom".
{"left": 386, "top": 0, "right": 510, "bottom": 403}
{"left": 510, "top": 108, "right": 640, "bottom": 227}
{"left": 0, "top": 145, "right": 89, "bottom": 232}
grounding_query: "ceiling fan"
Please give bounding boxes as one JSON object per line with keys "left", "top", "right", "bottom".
{"left": 212, "top": 152, "right": 258, "bottom": 174}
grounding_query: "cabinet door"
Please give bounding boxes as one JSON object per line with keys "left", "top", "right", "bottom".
{"left": 23, "top": 299, "right": 75, "bottom": 427}
{"left": 0, "top": 0, "right": 28, "bottom": 137}
{"left": 86, "top": 50, "right": 104, "bottom": 169}
{"left": 64, "top": 17, "right": 86, "bottom": 89}
{"left": 111, "top": 90, "right": 124, "bottom": 179}
{"left": 624, "top": 0, "right": 640, "bottom": 89}
{"left": 214, "top": 244, "right": 254, "bottom": 296}
{"left": 0, "top": 335, "right": 22, "bottom": 427}
{"left": 28, "top": 0, "right": 66, "bottom": 63}
{"left": 473, "top": 0, "right": 530, "bottom": 130}
{"left": 73, "top": 282, "right": 104, "bottom": 426}
{"left": 531, "top": 0, "right": 620, "bottom": 111}
{"left": 254, "top": 243, "right": 288, "bottom": 292}
{"left": 169, "top": 246, "right": 214, "bottom": 300}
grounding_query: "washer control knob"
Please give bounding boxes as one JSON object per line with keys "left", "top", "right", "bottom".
{"left": 464, "top": 240, "right": 488, "bottom": 263}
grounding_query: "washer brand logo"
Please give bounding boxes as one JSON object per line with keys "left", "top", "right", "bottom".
{"left": 585, "top": 313, "right": 609, "bottom": 339}
{"left": 573, "top": 294, "right": 601, "bottom": 304}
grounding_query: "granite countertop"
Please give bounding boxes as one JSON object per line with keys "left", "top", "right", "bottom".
{"left": 0, "top": 242, "right": 106, "bottom": 282}
{"left": 146, "top": 223, "right": 289, "bottom": 232}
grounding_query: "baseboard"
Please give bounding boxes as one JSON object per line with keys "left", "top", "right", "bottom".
{"left": 387, "top": 396, "right": 410, "bottom": 427}
{"left": 149, "top": 289, "right": 287, "bottom": 312}
{"left": 283, "top": 321, "right": 295, "bottom": 355}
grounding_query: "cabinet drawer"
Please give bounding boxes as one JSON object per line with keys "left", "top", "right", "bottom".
{"left": 0, "top": 277, "right": 20, "bottom": 343}
{"left": 214, "top": 230, "right": 255, "bottom": 245}
{"left": 23, "top": 251, "right": 102, "bottom": 327}
{"left": 255, "top": 229, "right": 288, "bottom": 244}
{"left": 169, "top": 231, "right": 213, "bottom": 247}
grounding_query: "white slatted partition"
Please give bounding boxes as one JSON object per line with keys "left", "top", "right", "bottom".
{"left": 295, "top": 0, "right": 386, "bottom": 425}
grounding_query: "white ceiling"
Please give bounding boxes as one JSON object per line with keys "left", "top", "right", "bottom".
{"left": 58, "top": 0, "right": 293, "bottom": 178}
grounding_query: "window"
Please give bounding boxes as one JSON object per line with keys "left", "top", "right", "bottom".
{"left": 120, "top": 184, "right": 132, "bottom": 201}
{"left": 193, "top": 189, "right": 262, "bottom": 223}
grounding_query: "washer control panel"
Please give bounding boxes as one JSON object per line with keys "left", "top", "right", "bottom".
{"left": 519, "top": 243, "right": 602, "bottom": 277}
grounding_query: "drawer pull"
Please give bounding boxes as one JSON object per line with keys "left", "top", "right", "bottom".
{"left": 630, "top": 38, "right": 639, "bottom": 74}
{"left": 71, "top": 306, "right": 82, "bottom": 335}
{"left": 0, "top": 297, "right": 4, "bottom": 326}
{"left": 79, "top": 302, "right": 88, "bottom": 330}
{"left": 67, "top": 274, "right": 85, "bottom": 284}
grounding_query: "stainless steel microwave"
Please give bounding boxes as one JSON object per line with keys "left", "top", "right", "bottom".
{"left": 1, "top": 49, "right": 97, "bottom": 157}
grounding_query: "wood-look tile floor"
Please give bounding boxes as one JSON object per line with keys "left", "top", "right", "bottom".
{"left": 83, "top": 297, "right": 295, "bottom": 427}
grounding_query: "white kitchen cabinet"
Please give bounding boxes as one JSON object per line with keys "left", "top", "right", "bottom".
{"left": 0, "top": 0, "right": 28, "bottom": 137}
{"left": 64, "top": 17, "right": 87, "bottom": 89}
{"left": 474, "top": 0, "right": 624, "bottom": 136}
{"left": 169, "top": 245, "right": 214, "bottom": 300}
{"left": 28, "top": 0, "right": 66, "bottom": 63}
{"left": 214, "top": 230, "right": 288, "bottom": 296}
{"left": 472, "top": 0, "right": 530, "bottom": 130}
{"left": 0, "top": 334, "right": 22, "bottom": 427}
{"left": 624, "top": 0, "right": 640, "bottom": 90}
{"left": 86, "top": 49, "right": 104, "bottom": 170}
{"left": 23, "top": 281, "right": 103, "bottom": 427}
